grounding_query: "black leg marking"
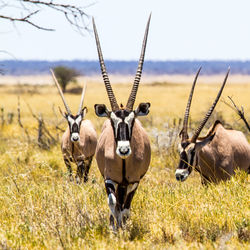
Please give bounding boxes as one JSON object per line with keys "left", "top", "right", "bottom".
{"left": 76, "top": 160, "right": 85, "bottom": 184}
{"left": 117, "top": 185, "right": 127, "bottom": 211}
{"left": 105, "top": 179, "right": 119, "bottom": 230}
{"left": 122, "top": 183, "right": 138, "bottom": 225}
{"left": 124, "top": 187, "right": 138, "bottom": 210}
{"left": 110, "top": 214, "right": 115, "bottom": 228}
{"left": 83, "top": 156, "right": 93, "bottom": 183}
{"left": 64, "top": 157, "right": 73, "bottom": 181}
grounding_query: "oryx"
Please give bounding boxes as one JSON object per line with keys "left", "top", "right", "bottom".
{"left": 175, "top": 68, "right": 250, "bottom": 184}
{"left": 92, "top": 15, "right": 151, "bottom": 229}
{"left": 51, "top": 69, "right": 97, "bottom": 183}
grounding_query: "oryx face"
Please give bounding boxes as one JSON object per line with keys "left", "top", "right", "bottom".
{"left": 175, "top": 134, "right": 215, "bottom": 182}
{"left": 61, "top": 108, "right": 87, "bottom": 143}
{"left": 175, "top": 142, "right": 196, "bottom": 182}
{"left": 67, "top": 114, "right": 83, "bottom": 142}
{"left": 95, "top": 103, "right": 150, "bottom": 159}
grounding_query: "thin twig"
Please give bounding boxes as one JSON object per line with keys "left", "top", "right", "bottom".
{"left": 223, "top": 96, "right": 250, "bottom": 132}
{"left": 17, "top": 96, "right": 31, "bottom": 142}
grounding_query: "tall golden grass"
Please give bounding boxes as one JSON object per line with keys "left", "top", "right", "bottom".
{"left": 0, "top": 80, "right": 249, "bottom": 249}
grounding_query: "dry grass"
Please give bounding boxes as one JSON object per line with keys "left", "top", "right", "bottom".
{"left": 0, "top": 80, "right": 249, "bottom": 249}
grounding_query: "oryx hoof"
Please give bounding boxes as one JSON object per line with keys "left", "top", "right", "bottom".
{"left": 122, "top": 208, "right": 130, "bottom": 225}
{"left": 68, "top": 175, "right": 74, "bottom": 182}
{"left": 109, "top": 214, "right": 116, "bottom": 232}
{"left": 84, "top": 175, "right": 88, "bottom": 183}
{"left": 75, "top": 175, "right": 82, "bottom": 185}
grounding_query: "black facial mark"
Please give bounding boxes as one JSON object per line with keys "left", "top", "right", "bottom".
{"left": 111, "top": 110, "right": 135, "bottom": 141}
{"left": 117, "top": 123, "right": 129, "bottom": 141}
{"left": 178, "top": 151, "right": 188, "bottom": 169}
{"left": 114, "top": 110, "right": 130, "bottom": 119}
{"left": 68, "top": 114, "right": 82, "bottom": 135}
{"left": 181, "top": 141, "right": 190, "bottom": 149}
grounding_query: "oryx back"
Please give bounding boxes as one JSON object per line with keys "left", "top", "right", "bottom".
{"left": 198, "top": 122, "right": 250, "bottom": 183}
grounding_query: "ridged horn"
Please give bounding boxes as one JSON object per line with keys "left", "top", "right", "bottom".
{"left": 180, "top": 67, "right": 202, "bottom": 142}
{"left": 126, "top": 14, "right": 151, "bottom": 111}
{"left": 191, "top": 67, "right": 230, "bottom": 143}
{"left": 50, "top": 69, "right": 71, "bottom": 115}
{"left": 78, "top": 82, "right": 87, "bottom": 115}
{"left": 92, "top": 17, "right": 119, "bottom": 111}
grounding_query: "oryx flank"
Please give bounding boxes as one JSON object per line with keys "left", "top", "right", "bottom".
{"left": 175, "top": 67, "right": 250, "bottom": 184}
{"left": 51, "top": 70, "right": 97, "bottom": 183}
{"left": 93, "top": 15, "right": 151, "bottom": 229}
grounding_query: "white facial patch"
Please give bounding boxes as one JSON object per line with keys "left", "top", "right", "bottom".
{"left": 178, "top": 143, "right": 184, "bottom": 154}
{"left": 175, "top": 168, "right": 190, "bottom": 182}
{"left": 116, "top": 140, "right": 131, "bottom": 158}
{"left": 110, "top": 112, "right": 122, "bottom": 137}
{"left": 68, "top": 115, "right": 82, "bottom": 142}
{"left": 68, "top": 116, "right": 75, "bottom": 127}
{"left": 71, "top": 132, "right": 79, "bottom": 142}
{"left": 75, "top": 115, "right": 82, "bottom": 125}
{"left": 124, "top": 112, "right": 135, "bottom": 137}
{"left": 68, "top": 115, "right": 82, "bottom": 130}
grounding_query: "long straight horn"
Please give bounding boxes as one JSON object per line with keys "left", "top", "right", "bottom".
{"left": 78, "top": 82, "right": 87, "bottom": 115}
{"left": 180, "top": 67, "right": 202, "bottom": 141}
{"left": 50, "top": 69, "right": 71, "bottom": 115}
{"left": 126, "top": 14, "right": 151, "bottom": 111}
{"left": 191, "top": 67, "right": 230, "bottom": 143}
{"left": 92, "top": 18, "right": 119, "bottom": 111}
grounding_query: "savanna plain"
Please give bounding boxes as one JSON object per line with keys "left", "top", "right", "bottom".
{"left": 0, "top": 77, "right": 249, "bottom": 249}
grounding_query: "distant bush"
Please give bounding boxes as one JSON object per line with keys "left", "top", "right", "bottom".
{"left": 52, "top": 66, "right": 80, "bottom": 93}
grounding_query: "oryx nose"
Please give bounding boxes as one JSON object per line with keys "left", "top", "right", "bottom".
{"left": 175, "top": 173, "right": 182, "bottom": 181}
{"left": 71, "top": 134, "right": 79, "bottom": 142}
{"left": 119, "top": 147, "right": 129, "bottom": 155}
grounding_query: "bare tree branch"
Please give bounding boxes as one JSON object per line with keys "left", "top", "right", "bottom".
{"left": 223, "top": 96, "right": 250, "bottom": 132}
{"left": 0, "top": 0, "right": 92, "bottom": 33}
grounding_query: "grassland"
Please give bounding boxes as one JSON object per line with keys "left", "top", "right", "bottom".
{"left": 0, "top": 79, "right": 249, "bottom": 249}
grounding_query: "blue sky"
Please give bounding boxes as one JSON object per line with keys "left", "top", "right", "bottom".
{"left": 1, "top": 0, "right": 250, "bottom": 61}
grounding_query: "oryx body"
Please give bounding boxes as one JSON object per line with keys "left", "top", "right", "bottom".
{"left": 93, "top": 15, "right": 151, "bottom": 229}
{"left": 186, "top": 120, "right": 250, "bottom": 184}
{"left": 175, "top": 67, "right": 250, "bottom": 184}
{"left": 96, "top": 119, "right": 151, "bottom": 183}
{"left": 51, "top": 70, "right": 97, "bottom": 183}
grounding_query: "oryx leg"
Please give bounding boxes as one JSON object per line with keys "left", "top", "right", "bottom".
{"left": 121, "top": 182, "right": 138, "bottom": 225}
{"left": 104, "top": 179, "right": 120, "bottom": 230}
{"left": 83, "top": 156, "right": 93, "bottom": 183}
{"left": 116, "top": 185, "right": 127, "bottom": 228}
{"left": 76, "top": 160, "right": 85, "bottom": 184}
{"left": 63, "top": 156, "right": 73, "bottom": 182}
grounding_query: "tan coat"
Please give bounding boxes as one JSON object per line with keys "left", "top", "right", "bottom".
{"left": 62, "top": 119, "right": 97, "bottom": 162}
{"left": 197, "top": 122, "right": 250, "bottom": 183}
{"left": 96, "top": 119, "right": 151, "bottom": 183}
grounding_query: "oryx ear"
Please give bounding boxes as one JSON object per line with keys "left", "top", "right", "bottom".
{"left": 195, "top": 133, "right": 215, "bottom": 151}
{"left": 135, "top": 102, "right": 150, "bottom": 116}
{"left": 94, "top": 104, "right": 110, "bottom": 117}
{"left": 80, "top": 107, "right": 88, "bottom": 117}
{"left": 58, "top": 106, "right": 67, "bottom": 118}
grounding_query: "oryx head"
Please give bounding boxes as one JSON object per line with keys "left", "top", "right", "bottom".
{"left": 175, "top": 67, "right": 230, "bottom": 182}
{"left": 51, "top": 69, "right": 87, "bottom": 143}
{"left": 93, "top": 15, "right": 151, "bottom": 159}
